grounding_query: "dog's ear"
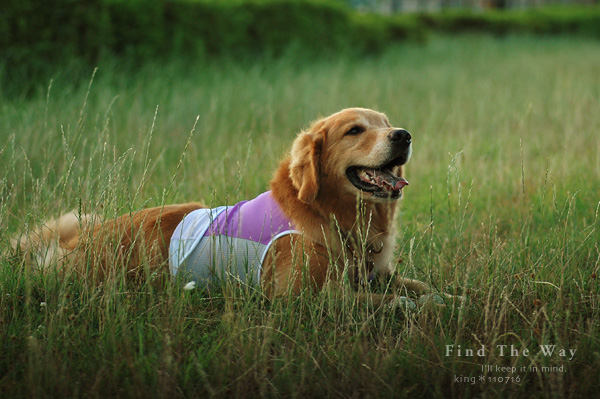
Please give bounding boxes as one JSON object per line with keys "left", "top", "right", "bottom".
{"left": 289, "top": 126, "right": 325, "bottom": 203}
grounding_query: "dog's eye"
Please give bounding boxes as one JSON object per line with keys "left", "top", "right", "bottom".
{"left": 345, "top": 126, "right": 365, "bottom": 136}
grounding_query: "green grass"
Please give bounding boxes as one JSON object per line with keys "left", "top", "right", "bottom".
{"left": 1, "top": 35, "right": 599, "bottom": 398}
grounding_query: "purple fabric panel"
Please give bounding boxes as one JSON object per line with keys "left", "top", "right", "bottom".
{"left": 204, "top": 191, "right": 293, "bottom": 245}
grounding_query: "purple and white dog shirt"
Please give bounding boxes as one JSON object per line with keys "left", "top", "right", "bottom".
{"left": 169, "top": 191, "right": 298, "bottom": 287}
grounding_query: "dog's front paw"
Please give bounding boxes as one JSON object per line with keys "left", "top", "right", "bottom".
{"left": 417, "top": 293, "right": 446, "bottom": 306}
{"left": 389, "top": 295, "right": 417, "bottom": 310}
{"left": 418, "top": 292, "right": 466, "bottom": 307}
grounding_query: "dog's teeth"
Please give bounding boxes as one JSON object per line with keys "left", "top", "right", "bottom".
{"left": 360, "top": 173, "right": 372, "bottom": 184}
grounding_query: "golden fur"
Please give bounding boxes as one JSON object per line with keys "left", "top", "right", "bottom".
{"left": 12, "top": 108, "right": 431, "bottom": 300}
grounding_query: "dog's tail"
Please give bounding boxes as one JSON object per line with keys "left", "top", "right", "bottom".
{"left": 9, "top": 212, "right": 99, "bottom": 270}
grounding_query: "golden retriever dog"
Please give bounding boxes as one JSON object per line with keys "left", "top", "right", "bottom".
{"left": 12, "top": 108, "right": 436, "bottom": 303}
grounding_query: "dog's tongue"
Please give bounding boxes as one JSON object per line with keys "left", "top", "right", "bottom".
{"left": 361, "top": 169, "right": 409, "bottom": 192}
{"left": 392, "top": 177, "right": 409, "bottom": 190}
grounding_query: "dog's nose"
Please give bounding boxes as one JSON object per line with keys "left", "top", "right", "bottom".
{"left": 389, "top": 129, "right": 411, "bottom": 146}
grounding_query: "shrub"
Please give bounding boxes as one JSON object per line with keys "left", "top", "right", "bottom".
{"left": 418, "top": 6, "right": 600, "bottom": 38}
{"left": 1, "top": 0, "right": 599, "bottom": 96}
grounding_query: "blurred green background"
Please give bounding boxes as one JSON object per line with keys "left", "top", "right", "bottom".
{"left": 2, "top": 0, "right": 600, "bottom": 97}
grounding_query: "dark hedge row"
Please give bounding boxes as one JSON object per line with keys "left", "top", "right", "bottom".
{"left": 1, "top": 1, "right": 599, "bottom": 93}
{"left": 0, "top": 0, "right": 425, "bottom": 66}
{"left": 420, "top": 6, "right": 600, "bottom": 37}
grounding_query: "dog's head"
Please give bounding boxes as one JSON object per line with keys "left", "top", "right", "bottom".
{"left": 290, "top": 108, "right": 411, "bottom": 204}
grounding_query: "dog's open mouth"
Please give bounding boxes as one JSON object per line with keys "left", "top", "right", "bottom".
{"left": 346, "top": 163, "right": 409, "bottom": 199}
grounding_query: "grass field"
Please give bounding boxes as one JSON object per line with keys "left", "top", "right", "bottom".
{"left": 1, "top": 35, "right": 599, "bottom": 398}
